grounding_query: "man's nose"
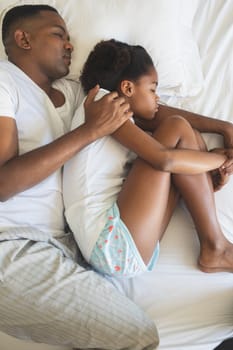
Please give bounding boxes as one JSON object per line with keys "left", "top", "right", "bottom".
{"left": 65, "top": 41, "right": 74, "bottom": 52}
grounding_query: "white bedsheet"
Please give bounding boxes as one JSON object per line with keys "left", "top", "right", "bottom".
{"left": 118, "top": 205, "right": 233, "bottom": 350}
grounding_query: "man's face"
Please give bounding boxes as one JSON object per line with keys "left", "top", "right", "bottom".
{"left": 27, "top": 10, "right": 73, "bottom": 80}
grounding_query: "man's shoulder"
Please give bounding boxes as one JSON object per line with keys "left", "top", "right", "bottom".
{"left": 0, "top": 60, "right": 19, "bottom": 93}
{"left": 0, "top": 59, "right": 9, "bottom": 67}
{"left": 0, "top": 60, "right": 13, "bottom": 77}
{"left": 0, "top": 60, "right": 27, "bottom": 86}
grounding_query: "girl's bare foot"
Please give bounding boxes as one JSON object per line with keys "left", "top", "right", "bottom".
{"left": 198, "top": 241, "right": 233, "bottom": 273}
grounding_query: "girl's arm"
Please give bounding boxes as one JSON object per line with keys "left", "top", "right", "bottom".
{"left": 112, "top": 120, "right": 228, "bottom": 175}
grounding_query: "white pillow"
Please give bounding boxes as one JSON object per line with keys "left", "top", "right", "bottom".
{"left": 122, "top": 0, "right": 203, "bottom": 97}
{"left": 0, "top": 0, "right": 203, "bottom": 97}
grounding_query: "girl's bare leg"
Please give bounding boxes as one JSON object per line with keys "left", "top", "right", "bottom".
{"left": 117, "top": 116, "right": 233, "bottom": 272}
{"left": 157, "top": 121, "right": 233, "bottom": 272}
{"left": 171, "top": 130, "right": 233, "bottom": 272}
{"left": 117, "top": 115, "right": 194, "bottom": 263}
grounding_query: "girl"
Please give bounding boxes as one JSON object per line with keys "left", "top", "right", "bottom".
{"left": 63, "top": 39, "right": 233, "bottom": 277}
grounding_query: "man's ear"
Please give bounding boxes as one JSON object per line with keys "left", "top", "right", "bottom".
{"left": 14, "top": 30, "right": 31, "bottom": 50}
{"left": 120, "top": 80, "right": 135, "bottom": 97}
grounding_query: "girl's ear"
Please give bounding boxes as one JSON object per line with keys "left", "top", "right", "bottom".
{"left": 14, "top": 30, "right": 31, "bottom": 50}
{"left": 120, "top": 80, "right": 135, "bottom": 97}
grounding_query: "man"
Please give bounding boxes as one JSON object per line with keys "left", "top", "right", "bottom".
{"left": 0, "top": 4, "right": 159, "bottom": 350}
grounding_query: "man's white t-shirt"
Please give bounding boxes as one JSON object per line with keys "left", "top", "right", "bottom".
{"left": 0, "top": 60, "right": 82, "bottom": 238}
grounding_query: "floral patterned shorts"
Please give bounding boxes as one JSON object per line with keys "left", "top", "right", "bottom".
{"left": 89, "top": 203, "right": 160, "bottom": 278}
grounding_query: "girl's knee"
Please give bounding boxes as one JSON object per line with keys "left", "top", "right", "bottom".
{"left": 153, "top": 115, "right": 190, "bottom": 135}
{"left": 152, "top": 115, "right": 198, "bottom": 149}
{"left": 164, "top": 114, "right": 191, "bottom": 129}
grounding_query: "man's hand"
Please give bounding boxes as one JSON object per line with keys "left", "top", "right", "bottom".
{"left": 84, "top": 85, "right": 133, "bottom": 140}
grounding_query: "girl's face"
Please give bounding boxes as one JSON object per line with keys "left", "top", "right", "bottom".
{"left": 128, "top": 67, "right": 159, "bottom": 120}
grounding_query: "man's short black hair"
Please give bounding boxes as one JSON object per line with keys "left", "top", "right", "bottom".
{"left": 2, "top": 4, "right": 58, "bottom": 45}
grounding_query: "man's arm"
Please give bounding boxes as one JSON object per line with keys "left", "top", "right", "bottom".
{"left": 0, "top": 117, "right": 101, "bottom": 201}
{"left": 0, "top": 87, "right": 132, "bottom": 201}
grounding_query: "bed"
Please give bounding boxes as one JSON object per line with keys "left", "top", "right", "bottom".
{"left": 0, "top": 0, "right": 232, "bottom": 349}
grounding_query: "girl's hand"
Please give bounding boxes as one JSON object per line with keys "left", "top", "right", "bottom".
{"left": 210, "top": 148, "right": 233, "bottom": 175}
{"left": 211, "top": 168, "right": 229, "bottom": 192}
{"left": 222, "top": 149, "right": 233, "bottom": 175}
{"left": 209, "top": 148, "right": 233, "bottom": 191}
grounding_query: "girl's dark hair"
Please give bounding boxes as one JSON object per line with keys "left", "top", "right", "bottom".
{"left": 2, "top": 5, "right": 58, "bottom": 45}
{"left": 80, "top": 39, "right": 154, "bottom": 94}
